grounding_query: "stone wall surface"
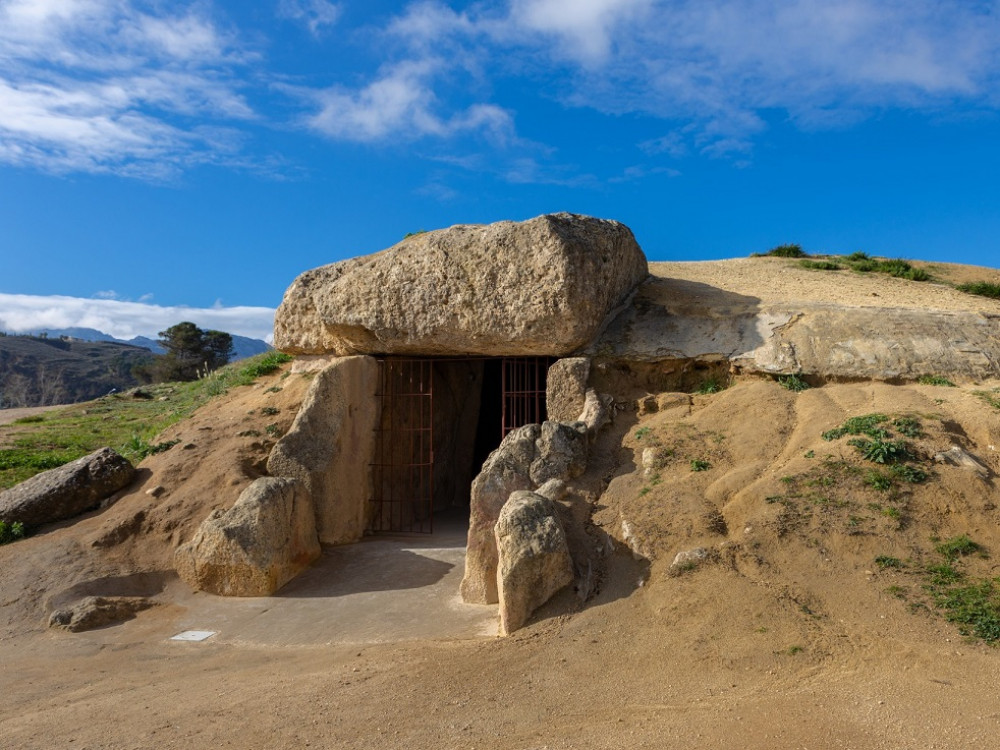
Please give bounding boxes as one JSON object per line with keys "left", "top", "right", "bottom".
{"left": 274, "top": 213, "right": 648, "bottom": 357}
{"left": 266, "top": 355, "right": 378, "bottom": 544}
{"left": 590, "top": 273, "right": 1000, "bottom": 382}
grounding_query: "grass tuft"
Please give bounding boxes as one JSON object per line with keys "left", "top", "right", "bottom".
{"left": 956, "top": 281, "right": 1000, "bottom": 300}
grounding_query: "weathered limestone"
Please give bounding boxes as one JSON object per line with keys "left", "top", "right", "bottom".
{"left": 174, "top": 477, "right": 320, "bottom": 597}
{"left": 266, "top": 356, "right": 378, "bottom": 544}
{"left": 0, "top": 447, "right": 134, "bottom": 528}
{"left": 546, "top": 358, "right": 590, "bottom": 421}
{"left": 495, "top": 491, "right": 573, "bottom": 635}
{"left": 591, "top": 273, "right": 1000, "bottom": 382}
{"left": 461, "top": 421, "right": 587, "bottom": 604}
{"left": 274, "top": 213, "right": 648, "bottom": 357}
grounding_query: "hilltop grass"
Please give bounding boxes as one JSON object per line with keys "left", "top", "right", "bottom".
{"left": 0, "top": 351, "right": 291, "bottom": 490}
{"left": 753, "top": 245, "right": 931, "bottom": 282}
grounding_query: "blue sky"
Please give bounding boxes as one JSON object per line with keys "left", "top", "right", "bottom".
{"left": 2, "top": 0, "right": 999, "bottom": 341}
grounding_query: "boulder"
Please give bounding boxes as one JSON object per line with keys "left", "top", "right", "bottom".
{"left": 274, "top": 213, "right": 648, "bottom": 357}
{"left": 461, "top": 420, "right": 588, "bottom": 604}
{"left": 495, "top": 491, "right": 574, "bottom": 635}
{"left": 546, "top": 358, "right": 590, "bottom": 421}
{"left": 461, "top": 425, "right": 539, "bottom": 604}
{"left": 0, "top": 447, "right": 134, "bottom": 528}
{"left": 174, "top": 477, "right": 320, "bottom": 597}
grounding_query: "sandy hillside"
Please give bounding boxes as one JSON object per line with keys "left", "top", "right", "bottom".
{"left": 3, "top": 259, "right": 1000, "bottom": 749}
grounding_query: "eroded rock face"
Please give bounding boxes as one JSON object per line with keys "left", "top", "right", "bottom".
{"left": 274, "top": 213, "right": 648, "bottom": 357}
{"left": 461, "top": 421, "right": 587, "bottom": 604}
{"left": 174, "top": 477, "right": 320, "bottom": 597}
{"left": 546, "top": 358, "right": 590, "bottom": 421}
{"left": 495, "top": 491, "right": 573, "bottom": 635}
{"left": 0, "top": 447, "right": 134, "bottom": 528}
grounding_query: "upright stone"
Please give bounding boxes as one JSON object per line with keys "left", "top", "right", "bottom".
{"left": 495, "top": 490, "right": 574, "bottom": 635}
{"left": 274, "top": 213, "right": 648, "bottom": 357}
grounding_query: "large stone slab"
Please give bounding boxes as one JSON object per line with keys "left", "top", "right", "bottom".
{"left": 266, "top": 355, "right": 378, "bottom": 544}
{"left": 274, "top": 213, "right": 648, "bottom": 357}
{"left": 0, "top": 447, "right": 134, "bottom": 528}
{"left": 174, "top": 477, "right": 320, "bottom": 597}
{"left": 495, "top": 490, "right": 574, "bottom": 635}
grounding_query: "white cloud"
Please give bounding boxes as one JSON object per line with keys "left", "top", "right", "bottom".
{"left": 0, "top": 293, "right": 276, "bottom": 343}
{"left": 0, "top": 0, "right": 255, "bottom": 178}
{"left": 304, "top": 60, "right": 515, "bottom": 143}
{"left": 278, "top": 0, "right": 343, "bottom": 36}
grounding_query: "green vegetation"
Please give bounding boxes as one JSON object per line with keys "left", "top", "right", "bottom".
{"left": 0, "top": 520, "right": 27, "bottom": 545}
{"left": 690, "top": 459, "right": 711, "bottom": 472}
{"left": 974, "top": 389, "right": 1000, "bottom": 410}
{"left": 822, "top": 413, "right": 890, "bottom": 441}
{"left": 634, "top": 426, "right": 651, "bottom": 440}
{"left": 956, "top": 281, "right": 1000, "bottom": 300}
{"left": 132, "top": 321, "right": 234, "bottom": 383}
{"left": 778, "top": 374, "right": 811, "bottom": 392}
{"left": 935, "top": 534, "right": 983, "bottom": 560}
{"left": 0, "top": 352, "right": 293, "bottom": 490}
{"left": 918, "top": 375, "right": 956, "bottom": 387}
{"left": 848, "top": 437, "right": 910, "bottom": 464}
{"left": 799, "top": 259, "right": 842, "bottom": 271}
{"left": 760, "top": 243, "right": 806, "bottom": 258}
{"left": 695, "top": 377, "right": 723, "bottom": 395}
{"left": 875, "top": 555, "right": 904, "bottom": 569}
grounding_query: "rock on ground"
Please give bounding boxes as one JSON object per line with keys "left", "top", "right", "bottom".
{"left": 48, "top": 596, "right": 156, "bottom": 632}
{"left": 461, "top": 421, "right": 587, "bottom": 604}
{"left": 273, "top": 213, "right": 648, "bottom": 357}
{"left": 0, "top": 447, "right": 134, "bottom": 528}
{"left": 495, "top": 490, "right": 574, "bottom": 635}
{"left": 174, "top": 477, "right": 320, "bottom": 597}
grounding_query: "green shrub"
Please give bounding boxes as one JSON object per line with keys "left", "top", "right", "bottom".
{"left": 890, "top": 464, "right": 928, "bottom": 483}
{"left": 778, "top": 374, "right": 811, "bottom": 392}
{"left": 0, "top": 520, "right": 27, "bottom": 545}
{"left": 822, "top": 414, "right": 889, "bottom": 441}
{"left": 875, "top": 555, "right": 903, "bottom": 569}
{"left": 957, "top": 281, "right": 1000, "bottom": 300}
{"left": 763, "top": 243, "right": 806, "bottom": 258}
{"left": 865, "top": 470, "right": 892, "bottom": 491}
{"left": 691, "top": 459, "right": 711, "bottom": 472}
{"left": 12, "top": 415, "right": 45, "bottom": 424}
{"left": 238, "top": 351, "right": 292, "bottom": 380}
{"left": 891, "top": 416, "right": 923, "bottom": 438}
{"left": 799, "top": 259, "right": 842, "bottom": 271}
{"left": 918, "top": 375, "right": 955, "bottom": 387}
{"left": 846, "top": 251, "right": 870, "bottom": 261}
{"left": 935, "top": 535, "right": 983, "bottom": 560}
{"left": 848, "top": 437, "right": 910, "bottom": 464}
{"left": 696, "top": 377, "right": 723, "bottom": 395}
{"left": 932, "top": 581, "right": 1000, "bottom": 642}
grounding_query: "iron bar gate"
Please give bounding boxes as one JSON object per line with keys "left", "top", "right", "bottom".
{"left": 370, "top": 358, "right": 435, "bottom": 533}
{"left": 501, "top": 357, "right": 553, "bottom": 438}
{"left": 369, "top": 356, "right": 553, "bottom": 534}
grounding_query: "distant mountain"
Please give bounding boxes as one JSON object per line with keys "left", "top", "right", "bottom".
{"left": 0, "top": 335, "right": 152, "bottom": 408}
{"left": 23, "top": 328, "right": 272, "bottom": 361}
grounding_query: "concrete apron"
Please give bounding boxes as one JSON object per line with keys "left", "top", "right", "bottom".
{"left": 166, "top": 513, "right": 499, "bottom": 647}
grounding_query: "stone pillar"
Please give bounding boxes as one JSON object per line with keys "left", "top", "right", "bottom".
{"left": 267, "top": 355, "right": 379, "bottom": 545}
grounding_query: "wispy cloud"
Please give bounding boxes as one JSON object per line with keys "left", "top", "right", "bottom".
{"left": 0, "top": 293, "right": 276, "bottom": 343}
{"left": 277, "top": 0, "right": 343, "bottom": 36}
{"left": 0, "top": 0, "right": 255, "bottom": 178}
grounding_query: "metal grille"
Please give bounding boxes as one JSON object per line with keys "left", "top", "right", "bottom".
{"left": 370, "top": 359, "right": 434, "bottom": 533}
{"left": 501, "top": 357, "right": 552, "bottom": 438}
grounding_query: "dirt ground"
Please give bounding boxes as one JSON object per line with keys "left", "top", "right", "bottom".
{"left": 3, "top": 258, "right": 1000, "bottom": 749}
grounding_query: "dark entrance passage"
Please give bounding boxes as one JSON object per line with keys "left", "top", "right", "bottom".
{"left": 369, "top": 356, "right": 552, "bottom": 534}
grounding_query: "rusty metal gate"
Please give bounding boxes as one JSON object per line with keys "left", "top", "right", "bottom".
{"left": 369, "top": 356, "right": 552, "bottom": 534}
{"left": 501, "top": 357, "right": 552, "bottom": 438}
{"left": 370, "top": 358, "right": 435, "bottom": 533}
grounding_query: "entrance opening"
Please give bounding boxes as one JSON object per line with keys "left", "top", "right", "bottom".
{"left": 369, "top": 356, "right": 552, "bottom": 534}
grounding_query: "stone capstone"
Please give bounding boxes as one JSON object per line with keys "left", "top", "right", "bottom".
{"left": 174, "top": 477, "right": 320, "bottom": 597}
{"left": 274, "top": 213, "right": 648, "bottom": 357}
{"left": 0, "top": 447, "right": 134, "bottom": 528}
{"left": 266, "top": 355, "right": 378, "bottom": 544}
{"left": 461, "top": 420, "right": 587, "bottom": 604}
{"left": 495, "top": 490, "right": 574, "bottom": 635}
